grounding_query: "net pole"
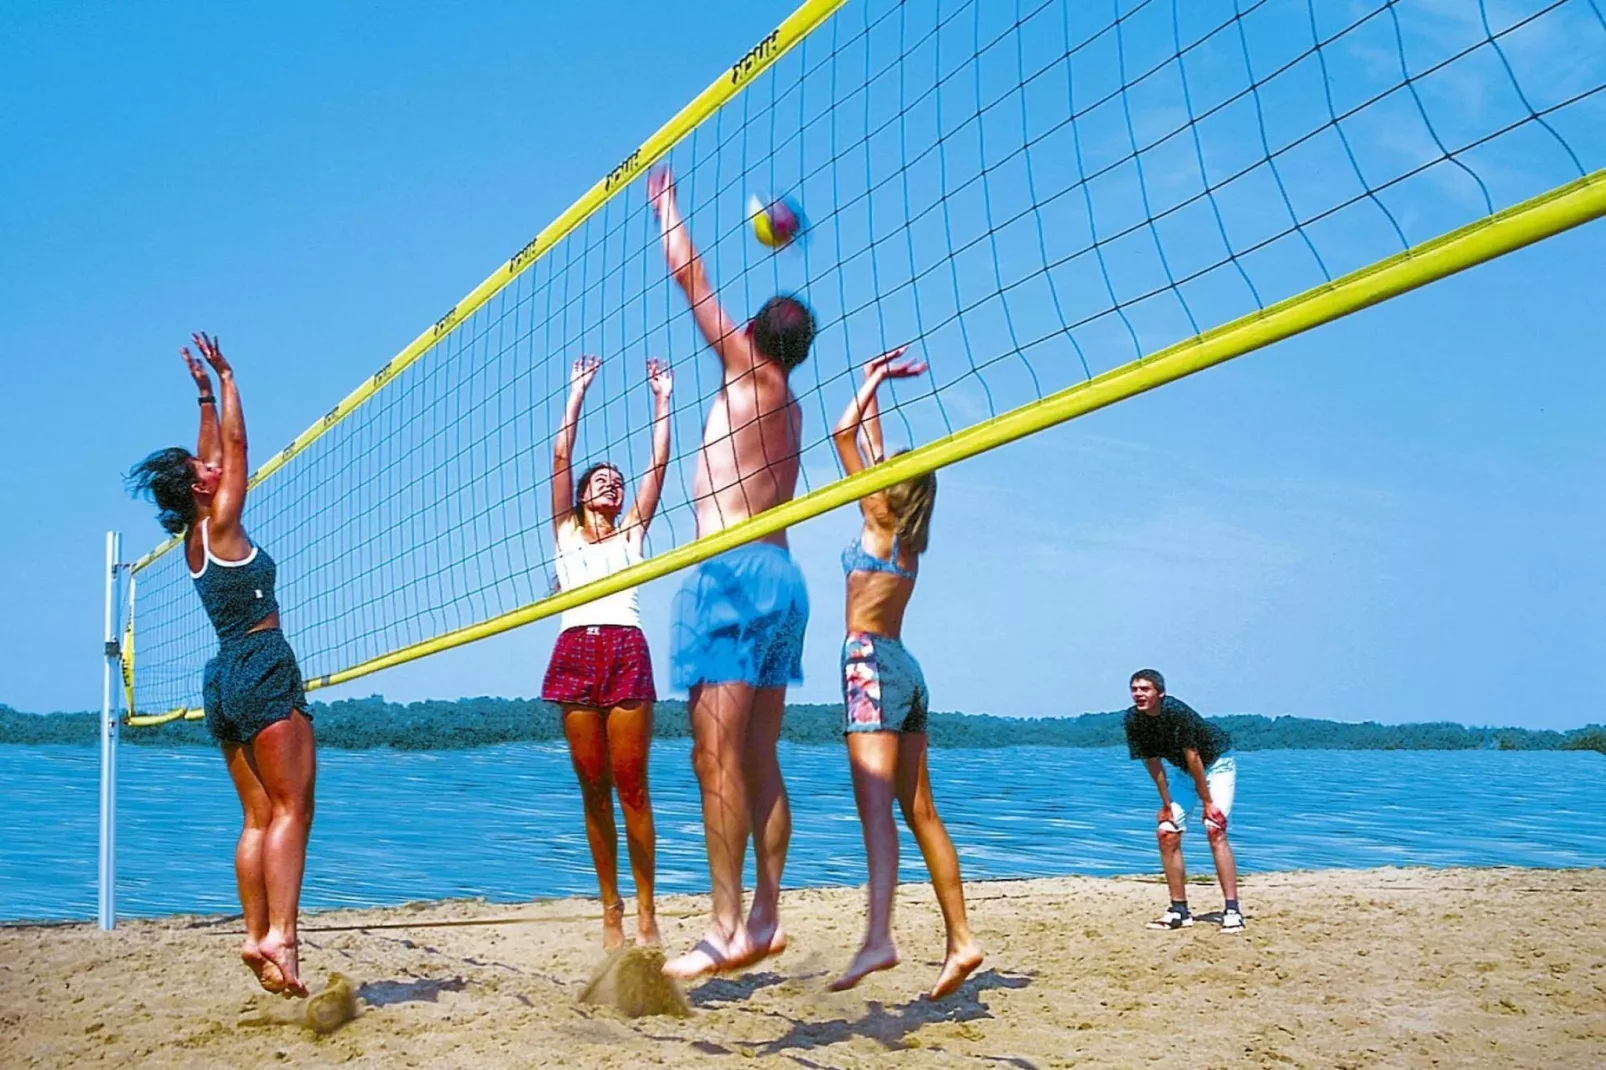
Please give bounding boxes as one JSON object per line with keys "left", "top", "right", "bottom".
{"left": 98, "top": 530, "right": 121, "bottom": 931}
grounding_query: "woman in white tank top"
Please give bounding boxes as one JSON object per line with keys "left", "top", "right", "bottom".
{"left": 541, "top": 353, "right": 672, "bottom": 950}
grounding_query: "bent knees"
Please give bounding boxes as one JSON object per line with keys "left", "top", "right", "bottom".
{"left": 1206, "top": 824, "right": 1230, "bottom": 847}
{"left": 1157, "top": 829, "right": 1183, "bottom": 850}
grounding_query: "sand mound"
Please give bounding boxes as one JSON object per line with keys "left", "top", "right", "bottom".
{"left": 237, "top": 971, "right": 361, "bottom": 1035}
{"left": 579, "top": 947, "right": 692, "bottom": 1018}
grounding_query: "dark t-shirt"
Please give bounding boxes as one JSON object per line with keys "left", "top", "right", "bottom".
{"left": 1123, "top": 695, "right": 1230, "bottom": 771}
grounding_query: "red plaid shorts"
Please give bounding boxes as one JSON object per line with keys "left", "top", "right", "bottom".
{"left": 541, "top": 625, "right": 657, "bottom": 708}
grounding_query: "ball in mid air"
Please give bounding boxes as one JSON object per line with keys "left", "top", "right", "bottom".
{"left": 748, "top": 194, "right": 804, "bottom": 249}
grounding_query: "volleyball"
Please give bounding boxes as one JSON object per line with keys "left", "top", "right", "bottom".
{"left": 748, "top": 193, "right": 804, "bottom": 248}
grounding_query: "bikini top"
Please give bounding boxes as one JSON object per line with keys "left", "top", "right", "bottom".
{"left": 841, "top": 533, "right": 917, "bottom": 580}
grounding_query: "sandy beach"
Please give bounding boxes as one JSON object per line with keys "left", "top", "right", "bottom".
{"left": 2, "top": 867, "right": 1600, "bottom": 1068}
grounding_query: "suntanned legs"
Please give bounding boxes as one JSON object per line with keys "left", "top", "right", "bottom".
{"left": 894, "top": 734, "right": 983, "bottom": 998}
{"left": 832, "top": 732, "right": 983, "bottom": 998}
{"left": 224, "top": 742, "right": 284, "bottom": 994}
{"left": 665, "top": 682, "right": 755, "bottom": 978}
{"left": 665, "top": 681, "right": 795, "bottom": 979}
{"left": 563, "top": 702, "right": 660, "bottom": 949}
{"left": 830, "top": 733, "right": 902, "bottom": 990}
{"left": 741, "top": 686, "right": 791, "bottom": 962}
{"left": 227, "top": 710, "right": 315, "bottom": 998}
{"left": 1158, "top": 828, "right": 1188, "bottom": 904}
{"left": 1208, "top": 824, "right": 1239, "bottom": 903}
{"left": 1157, "top": 824, "right": 1239, "bottom": 909}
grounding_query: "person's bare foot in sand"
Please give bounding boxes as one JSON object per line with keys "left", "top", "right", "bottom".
{"left": 829, "top": 939, "right": 899, "bottom": 991}
{"left": 929, "top": 942, "right": 984, "bottom": 1000}
{"left": 663, "top": 927, "right": 750, "bottom": 981}
{"left": 259, "top": 930, "right": 307, "bottom": 998}
{"left": 636, "top": 907, "right": 662, "bottom": 947}
{"left": 602, "top": 900, "right": 626, "bottom": 952}
{"left": 726, "top": 915, "right": 788, "bottom": 970}
{"left": 241, "top": 940, "right": 287, "bottom": 994}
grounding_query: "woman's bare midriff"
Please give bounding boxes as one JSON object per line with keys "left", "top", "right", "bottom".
{"left": 844, "top": 570, "right": 915, "bottom": 639}
{"left": 248, "top": 612, "right": 280, "bottom": 635}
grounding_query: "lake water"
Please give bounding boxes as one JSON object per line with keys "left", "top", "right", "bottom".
{"left": 2, "top": 743, "right": 1602, "bottom": 922}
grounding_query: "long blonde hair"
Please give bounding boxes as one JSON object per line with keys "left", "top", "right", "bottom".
{"left": 883, "top": 457, "right": 937, "bottom": 554}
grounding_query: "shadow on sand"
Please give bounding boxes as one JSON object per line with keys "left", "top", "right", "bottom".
{"left": 357, "top": 976, "right": 467, "bottom": 1007}
{"left": 687, "top": 970, "right": 792, "bottom": 1008}
{"left": 756, "top": 968, "right": 1033, "bottom": 1055}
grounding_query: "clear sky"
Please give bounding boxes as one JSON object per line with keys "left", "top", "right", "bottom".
{"left": 2, "top": 1, "right": 1602, "bottom": 728}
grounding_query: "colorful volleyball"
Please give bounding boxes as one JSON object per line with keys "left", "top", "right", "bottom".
{"left": 748, "top": 194, "right": 804, "bottom": 249}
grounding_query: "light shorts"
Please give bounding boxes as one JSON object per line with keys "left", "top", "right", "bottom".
{"left": 669, "top": 542, "right": 809, "bottom": 691}
{"left": 841, "top": 631, "right": 929, "bottom": 734}
{"left": 1159, "top": 754, "right": 1237, "bottom": 833}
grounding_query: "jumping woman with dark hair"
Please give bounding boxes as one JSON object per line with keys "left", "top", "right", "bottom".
{"left": 542, "top": 353, "right": 673, "bottom": 949}
{"left": 125, "top": 333, "right": 315, "bottom": 998}
{"left": 827, "top": 347, "right": 983, "bottom": 1000}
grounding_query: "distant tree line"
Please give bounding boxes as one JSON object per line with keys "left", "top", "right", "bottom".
{"left": 3, "top": 699, "right": 1603, "bottom": 754}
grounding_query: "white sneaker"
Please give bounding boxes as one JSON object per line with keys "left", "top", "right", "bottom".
{"left": 1146, "top": 908, "right": 1194, "bottom": 930}
{"left": 1220, "top": 908, "right": 1245, "bottom": 933}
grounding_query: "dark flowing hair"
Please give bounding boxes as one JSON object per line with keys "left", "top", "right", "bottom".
{"left": 126, "top": 447, "right": 198, "bottom": 534}
{"left": 573, "top": 462, "right": 624, "bottom": 524}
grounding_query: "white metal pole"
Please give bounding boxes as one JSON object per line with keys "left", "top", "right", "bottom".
{"left": 98, "top": 531, "right": 121, "bottom": 930}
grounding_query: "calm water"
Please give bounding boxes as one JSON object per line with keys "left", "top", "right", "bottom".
{"left": 2, "top": 743, "right": 1602, "bottom": 922}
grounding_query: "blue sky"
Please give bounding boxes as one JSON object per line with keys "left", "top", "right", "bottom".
{"left": 1, "top": 1, "right": 1602, "bottom": 728}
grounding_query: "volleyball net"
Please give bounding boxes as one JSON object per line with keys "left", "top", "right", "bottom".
{"left": 124, "top": 0, "right": 1606, "bottom": 724}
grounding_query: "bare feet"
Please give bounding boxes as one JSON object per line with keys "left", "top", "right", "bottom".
{"left": 241, "top": 940, "right": 287, "bottom": 994}
{"left": 929, "top": 942, "right": 984, "bottom": 1000}
{"left": 259, "top": 931, "right": 308, "bottom": 999}
{"left": 726, "top": 919, "right": 788, "bottom": 971}
{"left": 636, "top": 907, "right": 662, "bottom": 947}
{"left": 663, "top": 928, "right": 748, "bottom": 982}
{"left": 828, "top": 939, "right": 899, "bottom": 992}
{"left": 602, "top": 900, "right": 626, "bottom": 952}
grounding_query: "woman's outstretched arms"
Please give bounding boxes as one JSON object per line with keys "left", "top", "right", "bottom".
{"left": 552, "top": 356, "right": 601, "bottom": 535}
{"left": 195, "top": 333, "right": 252, "bottom": 555}
{"left": 627, "top": 358, "right": 674, "bottom": 534}
{"left": 182, "top": 340, "right": 221, "bottom": 468}
{"left": 831, "top": 346, "right": 926, "bottom": 477}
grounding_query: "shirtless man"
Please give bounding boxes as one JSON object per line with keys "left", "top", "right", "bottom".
{"left": 648, "top": 166, "right": 814, "bottom": 981}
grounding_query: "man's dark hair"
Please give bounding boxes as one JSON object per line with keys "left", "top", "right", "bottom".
{"left": 749, "top": 294, "right": 816, "bottom": 371}
{"left": 126, "top": 447, "right": 198, "bottom": 534}
{"left": 1130, "top": 668, "right": 1166, "bottom": 693}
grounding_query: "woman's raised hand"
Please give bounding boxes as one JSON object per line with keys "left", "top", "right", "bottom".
{"left": 865, "top": 344, "right": 926, "bottom": 381}
{"left": 191, "top": 332, "right": 232, "bottom": 376}
{"left": 180, "top": 344, "right": 212, "bottom": 391}
{"left": 570, "top": 355, "right": 602, "bottom": 395}
{"left": 646, "top": 357, "right": 673, "bottom": 400}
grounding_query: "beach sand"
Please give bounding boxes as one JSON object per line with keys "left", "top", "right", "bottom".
{"left": 2, "top": 867, "right": 1600, "bottom": 1068}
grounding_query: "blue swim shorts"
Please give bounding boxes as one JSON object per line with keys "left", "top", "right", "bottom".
{"left": 842, "top": 631, "right": 929, "bottom": 734}
{"left": 670, "top": 542, "right": 809, "bottom": 690}
{"left": 202, "top": 628, "right": 309, "bottom": 745}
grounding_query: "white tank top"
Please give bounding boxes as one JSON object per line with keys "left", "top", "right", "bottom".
{"left": 554, "top": 520, "right": 643, "bottom": 631}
